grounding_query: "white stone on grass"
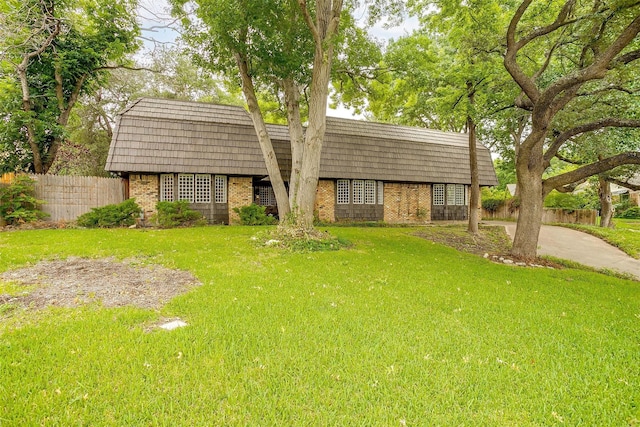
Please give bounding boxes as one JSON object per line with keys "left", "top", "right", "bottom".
{"left": 159, "top": 320, "right": 188, "bottom": 330}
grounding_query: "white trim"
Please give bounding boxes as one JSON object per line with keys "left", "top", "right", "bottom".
{"left": 455, "top": 184, "right": 465, "bottom": 206}
{"left": 195, "top": 174, "right": 211, "bottom": 204}
{"left": 178, "top": 174, "right": 194, "bottom": 202}
{"left": 433, "top": 184, "right": 445, "bottom": 206}
{"left": 377, "top": 181, "right": 384, "bottom": 205}
{"left": 160, "top": 174, "right": 174, "bottom": 202}
{"left": 337, "top": 179, "right": 350, "bottom": 204}
{"left": 214, "top": 175, "right": 227, "bottom": 203}
{"left": 365, "top": 180, "right": 376, "bottom": 204}
{"left": 353, "top": 180, "right": 364, "bottom": 204}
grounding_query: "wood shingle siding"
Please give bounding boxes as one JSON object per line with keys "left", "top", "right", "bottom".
{"left": 106, "top": 98, "right": 498, "bottom": 187}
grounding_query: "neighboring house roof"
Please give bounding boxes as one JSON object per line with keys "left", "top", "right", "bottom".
{"left": 106, "top": 98, "right": 498, "bottom": 186}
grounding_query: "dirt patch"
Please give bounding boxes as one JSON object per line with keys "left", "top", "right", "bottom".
{"left": 415, "top": 225, "right": 513, "bottom": 256}
{"left": 414, "top": 224, "right": 561, "bottom": 268}
{"left": 0, "top": 257, "right": 201, "bottom": 310}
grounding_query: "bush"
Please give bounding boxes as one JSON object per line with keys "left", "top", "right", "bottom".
{"left": 76, "top": 199, "right": 142, "bottom": 228}
{"left": 0, "top": 175, "right": 47, "bottom": 224}
{"left": 481, "top": 198, "right": 505, "bottom": 212}
{"left": 233, "top": 204, "right": 277, "bottom": 225}
{"left": 153, "top": 200, "right": 207, "bottom": 228}
{"left": 617, "top": 206, "right": 640, "bottom": 219}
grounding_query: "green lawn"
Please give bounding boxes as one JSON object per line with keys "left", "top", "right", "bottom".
{"left": 562, "top": 219, "right": 640, "bottom": 259}
{"left": 1, "top": 227, "right": 639, "bottom": 425}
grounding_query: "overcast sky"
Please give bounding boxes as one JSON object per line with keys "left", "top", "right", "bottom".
{"left": 136, "top": 1, "right": 420, "bottom": 119}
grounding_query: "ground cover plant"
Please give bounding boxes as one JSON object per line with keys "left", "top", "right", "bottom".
{"left": 561, "top": 219, "right": 640, "bottom": 259}
{"left": 0, "top": 226, "right": 639, "bottom": 425}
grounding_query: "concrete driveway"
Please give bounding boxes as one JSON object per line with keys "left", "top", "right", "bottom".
{"left": 487, "top": 221, "right": 640, "bottom": 280}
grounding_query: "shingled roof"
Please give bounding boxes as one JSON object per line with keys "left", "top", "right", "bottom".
{"left": 106, "top": 98, "right": 498, "bottom": 186}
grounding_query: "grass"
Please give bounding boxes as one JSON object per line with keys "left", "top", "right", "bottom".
{"left": 560, "top": 219, "right": 640, "bottom": 259}
{"left": 1, "top": 226, "right": 640, "bottom": 425}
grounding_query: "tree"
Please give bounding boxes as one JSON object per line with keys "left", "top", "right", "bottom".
{"left": 504, "top": 0, "right": 640, "bottom": 257}
{"left": 349, "top": 0, "right": 518, "bottom": 233}
{"left": 171, "top": 0, "right": 386, "bottom": 233}
{"left": 0, "top": 0, "right": 140, "bottom": 173}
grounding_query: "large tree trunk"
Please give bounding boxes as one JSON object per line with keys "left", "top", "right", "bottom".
{"left": 511, "top": 136, "right": 546, "bottom": 258}
{"left": 235, "top": 54, "right": 291, "bottom": 219}
{"left": 293, "top": 44, "right": 333, "bottom": 230}
{"left": 292, "top": 0, "right": 342, "bottom": 231}
{"left": 282, "top": 79, "right": 305, "bottom": 211}
{"left": 598, "top": 176, "right": 614, "bottom": 228}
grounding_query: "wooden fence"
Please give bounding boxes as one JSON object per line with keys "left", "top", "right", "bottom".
{"left": 1, "top": 173, "right": 125, "bottom": 222}
{"left": 482, "top": 205, "right": 597, "bottom": 225}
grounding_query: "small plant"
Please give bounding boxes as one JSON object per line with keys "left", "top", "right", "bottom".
{"left": 76, "top": 199, "right": 142, "bottom": 228}
{"left": 152, "top": 200, "right": 207, "bottom": 228}
{"left": 233, "top": 204, "right": 277, "bottom": 225}
{"left": 0, "top": 174, "right": 47, "bottom": 224}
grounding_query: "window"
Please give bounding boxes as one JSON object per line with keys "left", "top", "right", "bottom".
{"left": 178, "top": 174, "right": 194, "bottom": 202}
{"left": 214, "top": 175, "right": 227, "bottom": 203}
{"left": 365, "top": 180, "right": 376, "bottom": 204}
{"left": 377, "top": 181, "right": 384, "bottom": 205}
{"left": 353, "top": 180, "right": 364, "bottom": 204}
{"left": 455, "top": 185, "right": 465, "bottom": 206}
{"left": 433, "top": 184, "right": 445, "bottom": 206}
{"left": 257, "top": 186, "right": 276, "bottom": 206}
{"left": 337, "top": 179, "right": 350, "bottom": 204}
{"left": 446, "top": 184, "right": 456, "bottom": 206}
{"left": 160, "top": 174, "right": 174, "bottom": 202}
{"left": 195, "top": 174, "right": 211, "bottom": 203}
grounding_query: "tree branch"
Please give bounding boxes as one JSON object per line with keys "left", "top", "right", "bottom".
{"left": 543, "top": 151, "right": 640, "bottom": 194}
{"left": 607, "top": 177, "right": 640, "bottom": 191}
{"left": 504, "top": 0, "right": 541, "bottom": 104}
{"left": 544, "top": 118, "right": 640, "bottom": 164}
{"left": 297, "top": 0, "right": 321, "bottom": 45}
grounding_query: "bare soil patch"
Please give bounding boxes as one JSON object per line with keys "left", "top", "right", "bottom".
{"left": 0, "top": 257, "right": 201, "bottom": 310}
{"left": 414, "top": 224, "right": 561, "bottom": 268}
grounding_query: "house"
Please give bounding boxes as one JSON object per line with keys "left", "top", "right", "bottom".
{"left": 611, "top": 176, "right": 640, "bottom": 207}
{"left": 105, "top": 98, "right": 498, "bottom": 224}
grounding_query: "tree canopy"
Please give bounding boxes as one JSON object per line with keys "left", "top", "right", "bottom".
{"left": 0, "top": 0, "right": 140, "bottom": 173}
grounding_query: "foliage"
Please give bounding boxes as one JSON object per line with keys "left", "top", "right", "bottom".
{"left": 0, "top": 175, "right": 47, "bottom": 224}
{"left": 481, "top": 187, "right": 511, "bottom": 212}
{"left": 502, "top": 0, "right": 640, "bottom": 257}
{"left": 0, "top": 0, "right": 140, "bottom": 173}
{"left": 616, "top": 206, "right": 640, "bottom": 219}
{"left": 543, "top": 190, "right": 596, "bottom": 210}
{"left": 76, "top": 199, "right": 141, "bottom": 228}
{"left": 0, "top": 227, "right": 639, "bottom": 425}
{"left": 482, "top": 197, "right": 506, "bottom": 213}
{"left": 152, "top": 200, "right": 207, "bottom": 228}
{"left": 233, "top": 204, "right": 277, "bottom": 226}
{"left": 493, "top": 158, "right": 516, "bottom": 190}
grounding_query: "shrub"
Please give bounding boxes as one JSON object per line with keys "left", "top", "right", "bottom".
{"left": 0, "top": 175, "right": 47, "bottom": 224}
{"left": 76, "top": 199, "right": 142, "bottom": 228}
{"left": 233, "top": 204, "right": 277, "bottom": 225}
{"left": 481, "top": 197, "right": 505, "bottom": 213}
{"left": 153, "top": 200, "right": 207, "bottom": 228}
{"left": 614, "top": 199, "right": 634, "bottom": 218}
{"left": 617, "top": 206, "right": 640, "bottom": 219}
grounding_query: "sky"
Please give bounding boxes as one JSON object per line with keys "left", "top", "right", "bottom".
{"left": 136, "top": 0, "right": 420, "bottom": 119}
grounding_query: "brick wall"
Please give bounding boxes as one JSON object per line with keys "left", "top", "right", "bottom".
{"left": 129, "top": 174, "right": 158, "bottom": 219}
{"left": 383, "top": 183, "right": 431, "bottom": 224}
{"left": 315, "top": 179, "right": 335, "bottom": 222}
{"left": 228, "top": 176, "right": 253, "bottom": 224}
{"left": 631, "top": 191, "right": 640, "bottom": 206}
